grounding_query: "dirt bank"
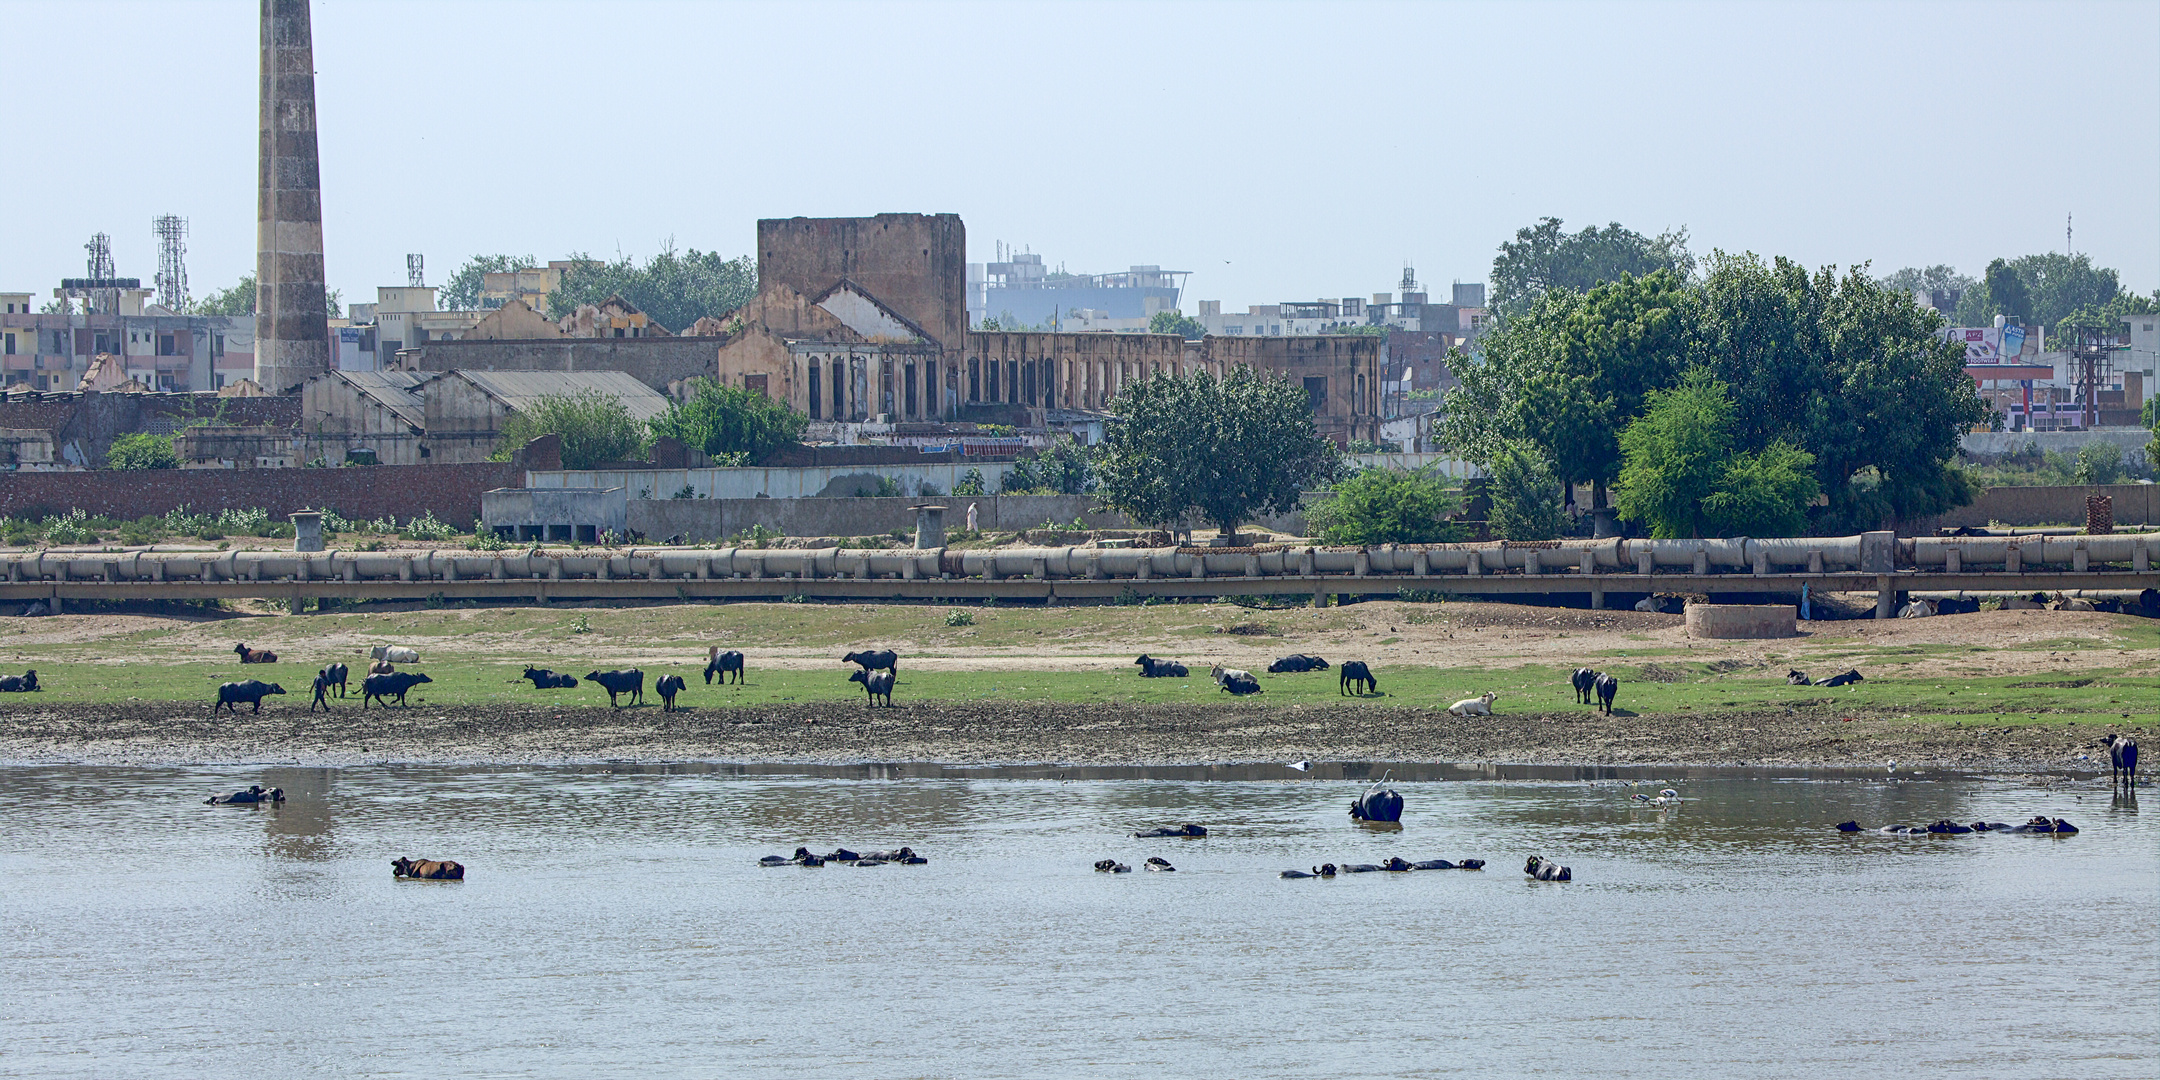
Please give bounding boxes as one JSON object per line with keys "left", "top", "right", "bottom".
{"left": 0, "top": 700, "right": 2142, "bottom": 772}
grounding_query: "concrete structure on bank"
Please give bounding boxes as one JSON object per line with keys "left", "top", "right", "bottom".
{"left": 254, "top": 0, "right": 333, "bottom": 394}
{"left": 415, "top": 369, "right": 671, "bottom": 463}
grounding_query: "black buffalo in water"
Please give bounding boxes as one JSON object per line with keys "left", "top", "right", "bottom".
{"left": 1349, "top": 779, "right": 1404, "bottom": 823}
{"left": 206, "top": 785, "right": 284, "bottom": 805}
{"left": 1524, "top": 856, "right": 1571, "bottom": 881}
{"left": 1132, "top": 824, "right": 1207, "bottom": 838}
{"left": 1267, "top": 654, "right": 1329, "bottom": 673}
{"left": 215, "top": 679, "right": 285, "bottom": 714}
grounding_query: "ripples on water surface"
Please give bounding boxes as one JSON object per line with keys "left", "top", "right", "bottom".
{"left": 3, "top": 762, "right": 2154, "bottom": 1079}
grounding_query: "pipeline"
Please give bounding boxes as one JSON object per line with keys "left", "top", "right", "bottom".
{"left": 5, "top": 533, "right": 2153, "bottom": 586}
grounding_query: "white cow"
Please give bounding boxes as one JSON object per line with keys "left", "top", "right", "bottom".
{"left": 1897, "top": 599, "right": 1935, "bottom": 619}
{"left": 370, "top": 645, "right": 420, "bottom": 664}
{"left": 1447, "top": 691, "right": 1498, "bottom": 717}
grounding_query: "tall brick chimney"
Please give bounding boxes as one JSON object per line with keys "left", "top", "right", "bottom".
{"left": 255, "top": 0, "right": 331, "bottom": 394}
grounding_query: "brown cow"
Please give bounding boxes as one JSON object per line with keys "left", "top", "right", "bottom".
{"left": 391, "top": 857, "right": 465, "bottom": 880}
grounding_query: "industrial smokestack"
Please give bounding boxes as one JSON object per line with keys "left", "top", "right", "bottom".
{"left": 255, "top": 0, "right": 331, "bottom": 393}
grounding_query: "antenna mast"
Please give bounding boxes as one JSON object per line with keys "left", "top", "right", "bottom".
{"left": 407, "top": 253, "right": 425, "bottom": 287}
{"left": 154, "top": 215, "right": 190, "bottom": 312}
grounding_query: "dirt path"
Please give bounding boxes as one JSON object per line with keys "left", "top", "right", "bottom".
{"left": 1, "top": 699, "right": 2143, "bottom": 772}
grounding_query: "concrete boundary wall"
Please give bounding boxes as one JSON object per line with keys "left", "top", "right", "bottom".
{"left": 1911, "top": 484, "right": 2159, "bottom": 530}
{"left": 1960, "top": 430, "right": 2152, "bottom": 457}
{"left": 627, "top": 495, "right": 1130, "bottom": 543}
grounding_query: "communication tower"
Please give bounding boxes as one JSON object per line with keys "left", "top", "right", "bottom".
{"left": 153, "top": 215, "right": 189, "bottom": 312}
{"left": 407, "top": 254, "right": 425, "bottom": 287}
{"left": 2065, "top": 324, "right": 2120, "bottom": 428}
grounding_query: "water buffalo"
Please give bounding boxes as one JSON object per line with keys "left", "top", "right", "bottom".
{"left": 0, "top": 669, "right": 39, "bottom": 692}
{"left": 1133, "top": 654, "right": 1189, "bottom": 678}
{"left": 1095, "top": 859, "right": 1132, "bottom": 873}
{"left": 205, "top": 785, "right": 284, "bottom": 805}
{"left": 1594, "top": 672, "right": 1619, "bottom": 715}
{"left": 391, "top": 857, "right": 464, "bottom": 880}
{"left": 849, "top": 667, "right": 895, "bottom": 707}
{"left": 1524, "top": 856, "right": 1571, "bottom": 881}
{"left": 1349, "top": 779, "right": 1404, "bottom": 823}
{"left": 1143, "top": 857, "right": 1176, "bottom": 872}
{"left": 521, "top": 667, "right": 578, "bottom": 689}
{"left": 361, "top": 671, "right": 432, "bottom": 708}
{"left": 1338, "top": 661, "right": 1378, "bottom": 696}
{"left": 585, "top": 669, "right": 644, "bottom": 707}
{"left": 1571, "top": 667, "right": 1598, "bottom": 704}
{"left": 319, "top": 663, "right": 349, "bottom": 698}
{"left": 656, "top": 674, "right": 687, "bottom": 712}
{"left": 2106, "top": 734, "right": 2139, "bottom": 788}
{"left": 1786, "top": 670, "right": 1813, "bottom": 686}
{"left": 215, "top": 679, "right": 285, "bottom": 714}
{"left": 1133, "top": 824, "right": 1207, "bottom": 838}
{"left": 705, "top": 647, "right": 746, "bottom": 685}
{"left": 1819, "top": 669, "right": 1864, "bottom": 688}
{"left": 370, "top": 645, "right": 420, "bottom": 664}
{"left": 1267, "top": 654, "right": 1329, "bottom": 673}
{"left": 234, "top": 643, "right": 276, "bottom": 664}
{"left": 843, "top": 649, "right": 899, "bottom": 674}
{"left": 1210, "top": 665, "right": 1262, "bottom": 695}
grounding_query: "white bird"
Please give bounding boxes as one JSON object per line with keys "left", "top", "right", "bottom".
{"left": 1660, "top": 789, "right": 1679, "bottom": 800}
{"left": 1287, "top": 761, "right": 1312, "bottom": 772}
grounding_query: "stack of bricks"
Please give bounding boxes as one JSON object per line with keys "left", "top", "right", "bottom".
{"left": 2086, "top": 494, "right": 2114, "bottom": 535}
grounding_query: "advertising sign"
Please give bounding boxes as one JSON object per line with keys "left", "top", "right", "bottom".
{"left": 1948, "top": 327, "right": 2000, "bottom": 364}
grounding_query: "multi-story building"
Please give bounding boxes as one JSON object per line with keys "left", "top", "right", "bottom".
{"left": 0, "top": 288, "right": 254, "bottom": 392}
{"left": 967, "top": 249, "right": 1188, "bottom": 331}
{"left": 1196, "top": 274, "right": 1489, "bottom": 340}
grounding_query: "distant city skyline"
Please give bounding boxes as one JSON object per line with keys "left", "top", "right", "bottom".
{"left": 1, "top": 0, "right": 2152, "bottom": 317}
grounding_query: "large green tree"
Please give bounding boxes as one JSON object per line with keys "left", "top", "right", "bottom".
{"left": 1095, "top": 368, "right": 1343, "bottom": 538}
{"left": 547, "top": 245, "right": 756, "bottom": 332}
{"left": 1147, "top": 310, "right": 1206, "bottom": 339}
{"left": 1688, "top": 253, "right": 1984, "bottom": 530}
{"left": 1483, "top": 440, "right": 1566, "bottom": 541}
{"left": 439, "top": 254, "right": 535, "bottom": 312}
{"left": 1613, "top": 371, "right": 1818, "bottom": 538}
{"left": 1953, "top": 253, "right": 2140, "bottom": 335}
{"left": 1488, "top": 216, "right": 1695, "bottom": 321}
{"left": 646, "top": 378, "right": 806, "bottom": 466}
{"left": 192, "top": 274, "right": 341, "bottom": 318}
{"left": 1878, "top": 264, "right": 1976, "bottom": 299}
{"left": 1436, "top": 270, "right": 1689, "bottom": 508}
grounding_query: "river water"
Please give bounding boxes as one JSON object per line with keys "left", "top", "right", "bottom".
{"left": 3, "top": 762, "right": 2153, "bottom": 1079}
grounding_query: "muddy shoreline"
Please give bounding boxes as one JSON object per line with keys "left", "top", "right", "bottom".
{"left": 0, "top": 700, "right": 2139, "bottom": 773}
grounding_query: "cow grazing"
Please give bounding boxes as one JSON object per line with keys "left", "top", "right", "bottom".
{"left": 1338, "top": 661, "right": 1378, "bottom": 696}
{"left": 521, "top": 667, "right": 578, "bottom": 689}
{"left": 370, "top": 645, "right": 420, "bottom": 664}
{"left": 361, "top": 671, "right": 432, "bottom": 708}
{"left": 0, "top": 669, "right": 39, "bottom": 692}
{"left": 2106, "top": 734, "right": 2139, "bottom": 788}
{"left": 849, "top": 667, "right": 895, "bottom": 707}
{"left": 1819, "top": 669, "right": 1864, "bottom": 688}
{"left": 233, "top": 643, "right": 277, "bottom": 664}
{"left": 705, "top": 646, "right": 746, "bottom": 685}
{"left": 843, "top": 649, "right": 899, "bottom": 674}
{"left": 1133, "top": 654, "right": 1188, "bottom": 678}
{"left": 215, "top": 680, "right": 285, "bottom": 714}
{"left": 1447, "top": 692, "right": 1498, "bottom": 717}
{"left": 656, "top": 674, "right": 687, "bottom": 712}
{"left": 1786, "top": 670, "right": 1813, "bottom": 686}
{"left": 391, "top": 857, "right": 464, "bottom": 881}
{"left": 319, "top": 662, "right": 348, "bottom": 698}
{"left": 1267, "top": 654, "right": 1329, "bottom": 673}
{"left": 1210, "top": 665, "right": 1262, "bottom": 695}
{"left": 585, "top": 669, "right": 645, "bottom": 707}
{"left": 1571, "top": 667, "right": 1598, "bottom": 704}
{"left": 1594, "top": 672, "right": 1619, "bottom": 714}
{"left": 1524, "top": 856, "right": 1572, "bottom": 881}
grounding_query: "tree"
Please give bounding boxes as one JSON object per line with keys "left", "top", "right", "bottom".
{"left": 491, "top": 390, "right": 649, "bottom": 469}
{"left": 547, "top": 245, "right": 756, "bottom": 332}
{"left": 1147, "top": 310, "right": 1206, "bottom": 339}
{"left": 1303, "top": 467, "right": 1462, "bottom": 545}
{"left": 192, "top": 274, "right": 341, "bottom": 318}
{"left": 645, "top": 378, "right": 806, "bottom": 466}
{"left": 106, "top": 433, "right": 177, "bottom": 470}
{"left": 440, "top": 254, "right": 535, "bottom": 312}
{"left": 1613, "top": 371, "right": 1818, "bottom": 538}
{"left": 1435, "top": 270, "right": 1689, "bottom": 508}
{"left": 1484, "top": 440, "right": 1565, "bottom": 541}
{"left": 1981, "top": 258, "right": 2033, "bottom": 324}
{"left": 1489, "top": 216, "right": 1695, "bottom": 321}
{"left": 1094, "top": 368, "right": 1343, "bottom": 538}
{"left": 1688, "top": 253, "right": 1984, "bottom": 530}
{"left": 1001, "top": 438, "right": 1095, "bottom": 494}
{"left": 1878, "top": 264, "right": 1976, "bottom": 299}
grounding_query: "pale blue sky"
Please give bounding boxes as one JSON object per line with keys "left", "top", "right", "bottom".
{"left": 4, "top": 0, "right": 2154, "bottom": 314}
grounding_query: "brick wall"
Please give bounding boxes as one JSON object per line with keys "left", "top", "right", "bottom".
{"left": 0, "top": 461, "right": 525, "bottom": 527}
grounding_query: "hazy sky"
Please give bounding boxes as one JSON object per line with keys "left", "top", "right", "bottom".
{"left": 5, "top": 0, "right": 2155, "bottom": 315}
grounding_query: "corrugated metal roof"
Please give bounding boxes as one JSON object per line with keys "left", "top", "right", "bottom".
{"left": 335, "top": 369, "right": 428, "bottom": 430}
{"left": 449, "top": 369, "right": 672, "bottom": 422}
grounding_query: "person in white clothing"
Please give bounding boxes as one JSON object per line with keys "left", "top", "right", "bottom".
{"left": 966, "top": 503, "right": 978, "bottom": 532}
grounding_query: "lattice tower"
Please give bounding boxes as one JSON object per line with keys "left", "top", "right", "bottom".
{"left": 154, "top": 215, "right": 189, "bottom": 312}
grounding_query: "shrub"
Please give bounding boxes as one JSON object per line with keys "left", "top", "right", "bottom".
{"left": 465, "top": 531, "right": 509, "bottom": 551}
{"left": 107, "top": 433, "right": 178, "bottom": 470}
{"left": 944, "top": 609, "right": 975, "bottom": 626}
{"left": 647, "top": 377, "right": 807, "bottom": 465}
{"left": 1304, "top": 467, "right": 1463, "bottom": 546}
{"left": 401, "top": 512, "right": 458, "bottom": 542}
{"left": 1486, "top": 441, "right": 1566, "bottom": 541}
{"left": 954, "top": 468, "right": 987, "bottom": 496}
{"left": 2073, "top": 442, "right": 2125, "bottom": 486}
{"left": 491, "top": 389, "right": 649, "bottom": 468}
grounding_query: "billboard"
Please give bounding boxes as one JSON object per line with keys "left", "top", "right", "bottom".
{"left": 1946, "top": 325, "right": 2030, "bottom": 365}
